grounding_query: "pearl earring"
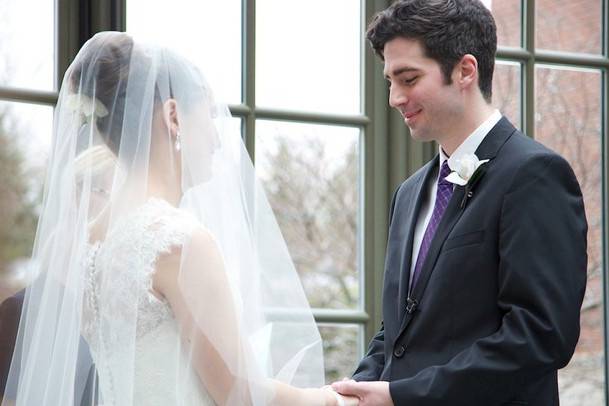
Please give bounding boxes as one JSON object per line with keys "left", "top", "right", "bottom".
{"left": 175, "top": 131, "right": 181, "bottom": 151}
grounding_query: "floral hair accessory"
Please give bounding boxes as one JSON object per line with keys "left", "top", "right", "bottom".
{"left": 65, "top": 94, "right": 109, "bottom": 120}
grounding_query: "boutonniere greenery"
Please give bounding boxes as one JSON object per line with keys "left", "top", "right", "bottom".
{"left": 445, "top": 153, "right": 490, "bottom": 209}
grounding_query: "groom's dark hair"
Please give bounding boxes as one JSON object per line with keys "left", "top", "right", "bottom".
{"left": 366, "top": 0, "right": 497, "bottom": 103}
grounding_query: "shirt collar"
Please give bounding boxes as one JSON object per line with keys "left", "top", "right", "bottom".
{"left": 439, "top": 109, "right": 502, "bottom": 171}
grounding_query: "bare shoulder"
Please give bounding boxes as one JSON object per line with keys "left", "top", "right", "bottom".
{"left": 152, "top": 226, "right": 223, "bottom": 299}
{"left": 187, "top": 227, "right": 220, "bottom": 252}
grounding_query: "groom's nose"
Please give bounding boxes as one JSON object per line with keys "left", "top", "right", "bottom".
{"left": 389, "top": 85, "right": 408, "bottom": 108}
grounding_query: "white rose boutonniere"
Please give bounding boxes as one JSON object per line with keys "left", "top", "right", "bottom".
{"left": 444, "top": 153, "right": 490, "bottom": 208}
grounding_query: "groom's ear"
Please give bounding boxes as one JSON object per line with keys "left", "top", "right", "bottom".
{"left": 162, "top": 98, "right": 180, "bottom": 139}
{"left": 454, "top": 54, "right": 478, "bottom": 91}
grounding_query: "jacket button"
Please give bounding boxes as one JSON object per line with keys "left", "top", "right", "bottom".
{"left": 393, "top": 345, "right": 405, "bottom": 358}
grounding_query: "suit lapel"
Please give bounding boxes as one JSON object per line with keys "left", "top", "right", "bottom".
{"left": 396, "top": 117, "right": 517, "bottom": 337}
{"left": 396, "top": 158, "right": 437, "bottom": 322}
{"left": 473, "top": 117, "right": 516, "bottom": 161}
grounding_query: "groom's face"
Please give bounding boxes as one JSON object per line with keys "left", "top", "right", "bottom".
{"left": 383, "top": 37, "right": 463, "bottom": 143}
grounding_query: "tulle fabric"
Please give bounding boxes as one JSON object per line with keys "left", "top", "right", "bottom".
{"left": 2, "top": 32, "right": 323, "bottom": 405}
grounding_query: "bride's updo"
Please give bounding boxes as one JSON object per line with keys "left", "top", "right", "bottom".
{"left": 67, "top": 32, "right": 213, "bottom": 158}
{"left": 68, "top": 32, "right": 134, "bottom": 155}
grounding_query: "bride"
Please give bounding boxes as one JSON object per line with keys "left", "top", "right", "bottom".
{"left": 2, "top": 32, "right": 357, "bottom": 406}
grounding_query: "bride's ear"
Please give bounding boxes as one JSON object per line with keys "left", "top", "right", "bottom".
{"left": 162, "top": 99, "right": 180, "bottom": 139}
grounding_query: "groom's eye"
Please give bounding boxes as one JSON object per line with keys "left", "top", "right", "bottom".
{"left": 403, "top": 76, "right": 418, "bottom": 85}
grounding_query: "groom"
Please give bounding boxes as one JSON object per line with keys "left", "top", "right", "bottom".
{"left": 332, "top": 0, "right": 588, "bottom": 405}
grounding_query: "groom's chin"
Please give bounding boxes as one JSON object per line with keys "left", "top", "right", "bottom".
{"left": 409, "top": 131, "right": 433, "bottom": 144}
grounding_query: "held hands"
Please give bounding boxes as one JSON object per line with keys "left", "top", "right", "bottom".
{"left": 331, "top": 379, "right": 393, "bottom": 406}
{"left": 298, "top": 387, "right": 358, "bottom": 406}
{"left": 320, "top": 386, "right": 359, "bottom": 406}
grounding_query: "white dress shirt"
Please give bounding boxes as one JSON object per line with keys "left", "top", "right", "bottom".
{"left": 408, "top": 110, "right": 502, "bottom": 292}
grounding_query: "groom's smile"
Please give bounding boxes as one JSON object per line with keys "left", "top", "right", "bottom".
{"left": 383, "top": 36, "right": 463, "bottom": 146}
{"left": 403, "top": 108, "right": 422, "bottom": 124}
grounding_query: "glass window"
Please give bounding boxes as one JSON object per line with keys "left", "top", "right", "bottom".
{"left": 493, "top": 61, "right": 521, "bottom": 128}
{"left": 488, "top": 0, "right": 521, "bottom": 48}
{"left": 0, "top": 0, "right": 54, "bottom": 90}
{"left": 232, "top": 117, "right": 245, "bottom": 141}
{"left": 319, "top": 324, "right": 361, "bottom": 382}
{"left": 127, "top": 0, "right": 242, "bottom": 104}
{"left": 0, "top": 101, "right": 53, "bottom": 295}
{"left": 534, "top": 66, "right": 603, "bottom": 405}
{"left": 256, "top": 0, "right": 361, "bottom": 114}
{"left": 536, "top": 0, "right": 602, "bottom": 55}
{"left": 255, "top": 120, "right": 361, "bottom": 310}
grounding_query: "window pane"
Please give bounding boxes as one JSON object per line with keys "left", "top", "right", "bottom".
{"left": 534, "top": 66, "right": 603, "bottom": 405}
{"left": 0, "top": 0, "right": 54, "bottom": 90}
{"left": 256, "top": 120, "right": 360, "bottom": 309}
{"left": 536, "top": 0, "right": 601, "bottom": 54}
{"left": 489, "top": 0, "right": 521, "bottom": 48}
{"left": 127, "top": 0, "right": 242, "bottom": 104}
{"left": 493, "top": 61, "right": 521, "bottom": 128}
{"left": 319, "top": 324, "right": 361, "bottom": 383}
{"left": 256, "top": 0, "right": 361, "bottom": 114}
{"left": 225, "top": 116, "right": 244, "bottom": 142}
{"left": 0, "top": 101, "right": 53, "bottom": 300}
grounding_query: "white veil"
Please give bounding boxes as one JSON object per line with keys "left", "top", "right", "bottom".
{"left": 2, "top": 32, "right": 325, "bottom": 405}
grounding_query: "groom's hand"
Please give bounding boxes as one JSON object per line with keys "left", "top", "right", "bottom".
{"left": 331, "top": 380, "right": 393, "bottom": 406}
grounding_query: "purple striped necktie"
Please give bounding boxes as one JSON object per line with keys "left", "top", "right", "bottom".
{"left": 411, "top": 160, "right": 454, "bottom": 291}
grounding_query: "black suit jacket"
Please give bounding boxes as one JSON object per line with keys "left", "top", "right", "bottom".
{"left": 353, "top": 117, "right": 588, "bottom": 405}
{"left": 0, "top": 290, "right": 98, "bottom": 405}
{"left": 0, "top": 290, "right": 23, "bottom": 397}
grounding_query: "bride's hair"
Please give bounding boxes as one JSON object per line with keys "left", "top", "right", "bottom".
{"left": 67, "top": 32, "right": 213, "bottom": 157}
{"left": 68, "top": 32, "right": 134, "bottom": 155}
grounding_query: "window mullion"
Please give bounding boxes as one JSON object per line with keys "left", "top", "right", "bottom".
{"left": 523, "top": 0, "right": 535, "bottom": 139}
{"left": 242, "top": 0, "right": 256, "bottom": 162}
{"left": 55, "top": 0, "right": 82, "bottom": 90}
{"left": 603, "top": 1, "right": 609, "bottom": 404}
{"left": 362, "top": 0, "right": 391, "bottom": 345}
{"left": 0, "top": 87, "right": 57, "bottom": 105}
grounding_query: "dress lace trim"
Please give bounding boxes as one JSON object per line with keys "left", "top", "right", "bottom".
{"left": 81, "top": 198, "right": 199, "bottom": 404}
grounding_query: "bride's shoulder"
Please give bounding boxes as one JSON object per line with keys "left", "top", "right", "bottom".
{"left": 152, "top": 225, "right": 222, "bottom": 301}
{"left": 157, "top": 225, "right": 220, "bottom": 264}
{"left": 188, "top": 227, "right": 219, "bottom": 249}
{"left": 86, "top": 198, "right": 203, "bottom": 264}
{"left": 100, "top": 198, "right": 195, "bottom": 240}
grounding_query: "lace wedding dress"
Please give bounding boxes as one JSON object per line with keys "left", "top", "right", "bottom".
{"left": 82, "top": 198, "right": 215, "bottom": 405}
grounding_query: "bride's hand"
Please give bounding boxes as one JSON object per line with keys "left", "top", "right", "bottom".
{"left": 321, "top": 387, "right": 359, "bottom": 406}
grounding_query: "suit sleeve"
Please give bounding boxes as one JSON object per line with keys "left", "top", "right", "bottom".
{"left": 352, "top": 322, "right": 385, "bottom": 381}
{"left": 0, "top": 291, "right": 24, "bottom": 397}
{"left": 389, "top": 153, "right": 588, "bottom": 405}
{"left": 352, "top": 186, "right": 402, "bottom": 381}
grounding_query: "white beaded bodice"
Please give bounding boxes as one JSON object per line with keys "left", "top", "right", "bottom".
{"left": 82, "top": 198, "right": 215, "bottom": 405}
